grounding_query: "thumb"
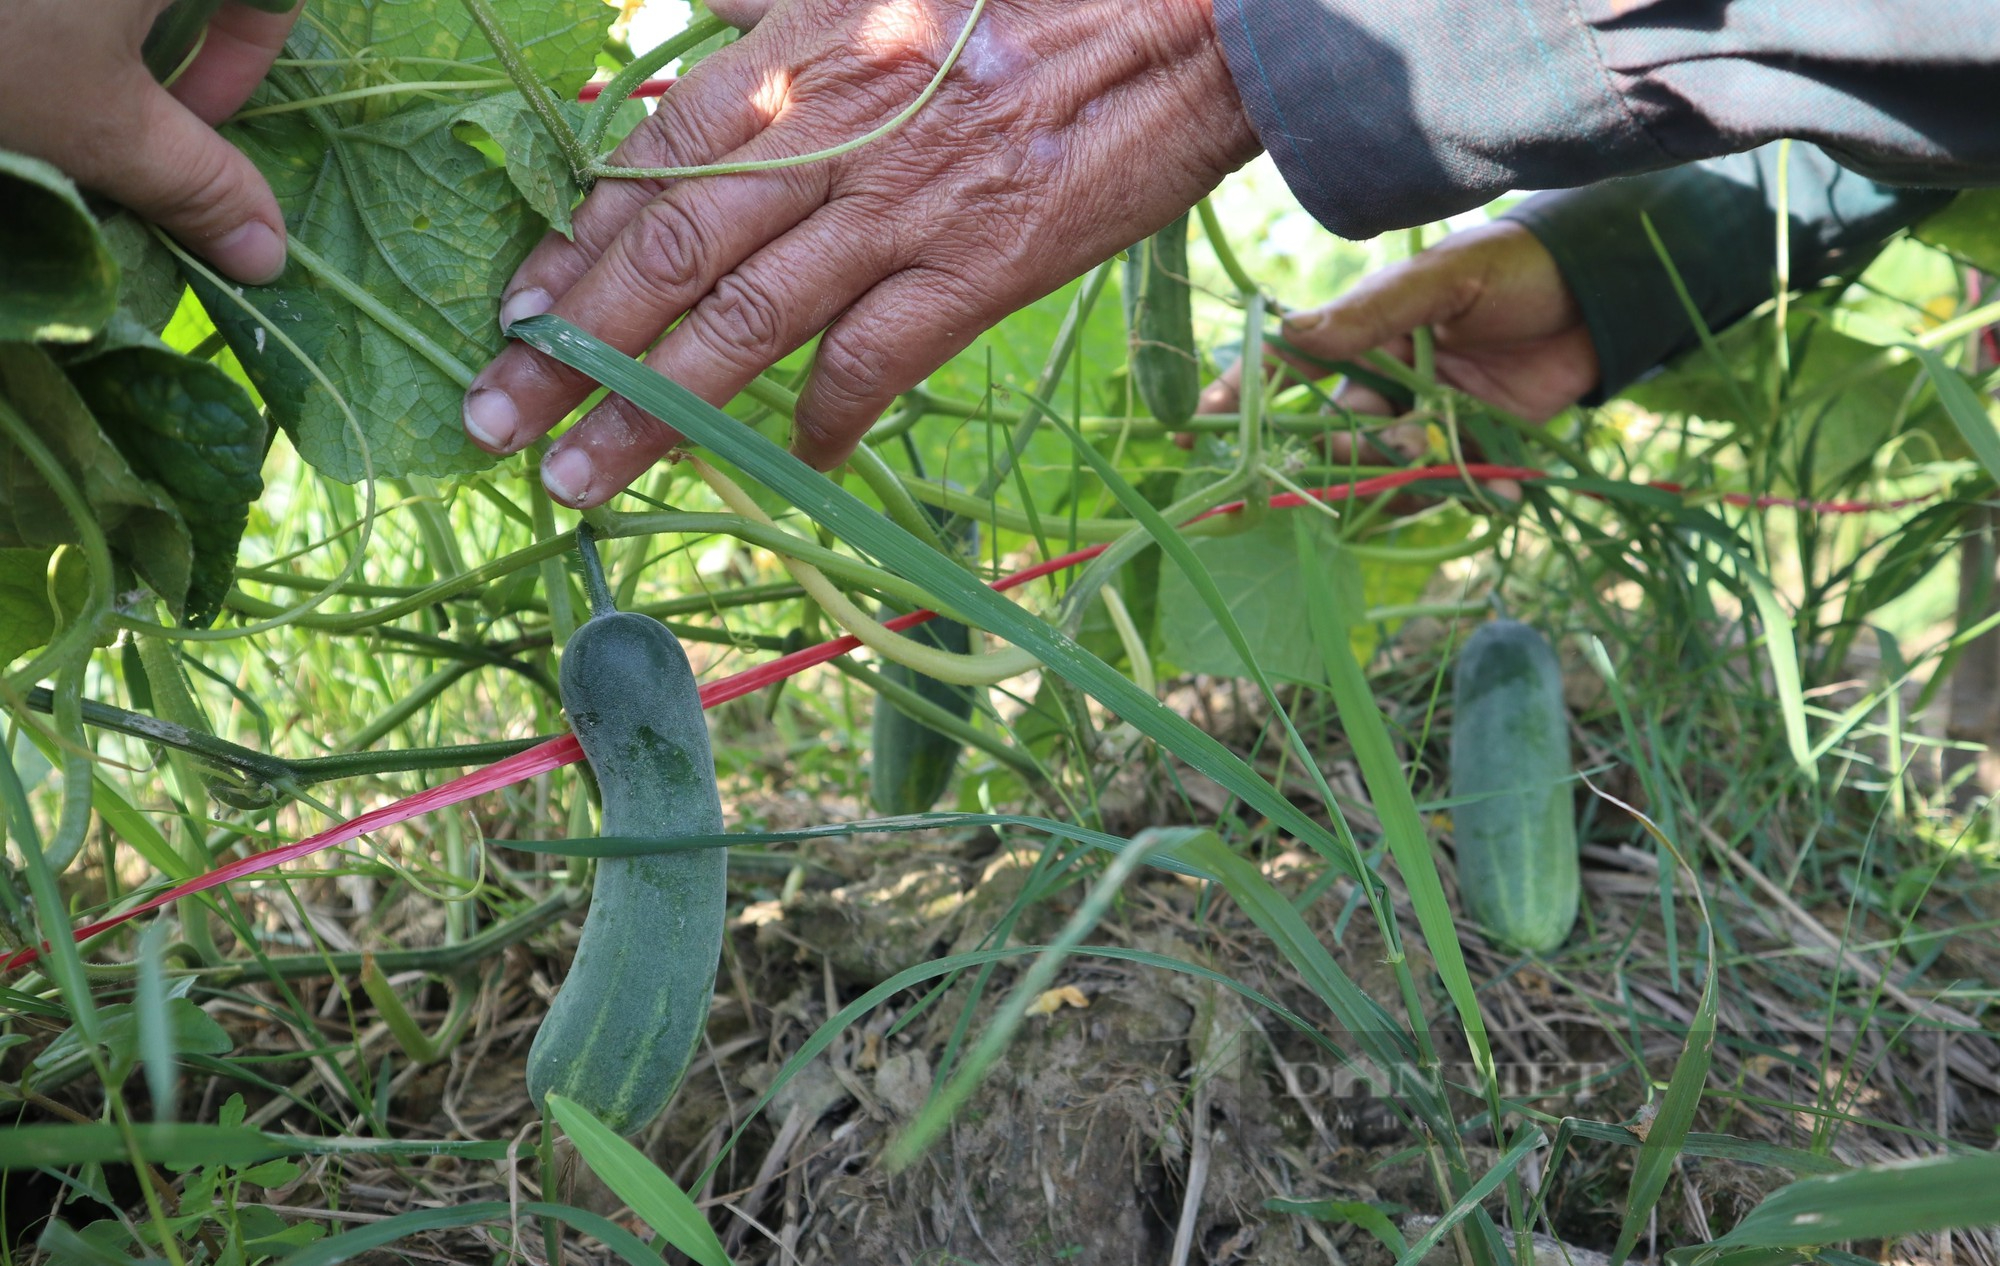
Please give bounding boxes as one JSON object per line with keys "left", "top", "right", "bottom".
{"left": 1281, "top": 251, "right": 1482, "bottom": 363}
{"left": 97, "top": 80, "right": 287, "bottom": 283}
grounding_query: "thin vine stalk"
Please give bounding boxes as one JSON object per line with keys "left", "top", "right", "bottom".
{"left": 691, "top": 458, "right": 1039, "bottom": 686}
{"left": 592, "top": 0, "right": 988, "bottom": 181}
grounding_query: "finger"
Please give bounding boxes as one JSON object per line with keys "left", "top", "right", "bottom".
{"left": 83, "top": 70, "right": 287, "bottom": 282}
{"left": 540, "top": 203, "right": 897, "bottom": 507}
{"left": 495, "top": 47, "right": 777, "bottom": 332}
{"left": 707, "top": 0, "right": 774, "bottom": 29}
{"left": 787, "top": 268, "right": 996, "bottom": 471}
{"left": 1196, "top": 356, "right": 1244, "bottom": 416}
{"left": 1280, "top": 256, "right": 1487, "bottom": 366}
{"left": 168, "top": 0, "right": 300, "bottom": 124}
{"left": 467, "top": 158, "right": 827, "bottom": 457}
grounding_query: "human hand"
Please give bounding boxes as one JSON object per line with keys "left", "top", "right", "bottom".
{"left": 1198, "top": 221, "right": 1598, "bottom": 448}
{"left": 0, "top": 1, "right": 298, "bottom": 284}
{"left": 464, "top": 0, "right": 1259, "bottom": 509}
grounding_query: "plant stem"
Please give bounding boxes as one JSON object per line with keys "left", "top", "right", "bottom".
{"left": 577, "top": 14, "right": 726, "bottom": 153}
{"left": 848, "top": 443, "right": 950, "bottom": 554}
{"left": 458, "top": 0, "right": 593, "bottom": 182}
{"left": 287, "top": 239, "right": 477, "bottom": 388}
{"left": 18, "top": 685, "right": 567, "bottom": 785}
{"left": 592, "top": 0, "right": 987, "bottom": 181}
{"left": 1196, "top": 198, "right": 1260, "bottom": 300}
{"left": 229, "top": 78, "right": 512, "bottom": 121}
{"left": 573, "top": 523, "right": 617, "bottom": 617}
{"left": 82, "top": 890, "right": 582, "bottom": 984}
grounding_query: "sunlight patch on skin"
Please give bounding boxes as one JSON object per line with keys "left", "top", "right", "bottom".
{"left": 749, "top": 65, "right": 795, "bottom": 127}
{"left": 855, "top": 0, "right": 939, "bottom": 64}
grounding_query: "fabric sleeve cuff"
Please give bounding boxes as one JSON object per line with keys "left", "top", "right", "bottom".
{"left": 1210, "top": 0, "right": 1665, "bottom": 239}
{"left": 1502, "top": 148, "right": 1957, "bottom": 401}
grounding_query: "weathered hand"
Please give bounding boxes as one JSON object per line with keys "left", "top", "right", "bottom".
{"left": 464, "top": 0, "right": 1258, "bottom": 508}
{"left": 0, "top": 0, "right": 298, "bottom": 283}
{"left": 1199, "top": 221, "right": 1599, "bottom": 429}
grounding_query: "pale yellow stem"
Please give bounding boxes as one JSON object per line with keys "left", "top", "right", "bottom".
{"left": 690, "top": 459, "right": 1040, "bottom": 687}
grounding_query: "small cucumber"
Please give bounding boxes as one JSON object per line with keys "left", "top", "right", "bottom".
{"left": 1124, "top": 213, "right": 1200, "bottom": 427}
{"left": 869, "top": 503, "right": 978, "bottom": 816}
{"left": 527, "top": 530, "right": 726, "bottom": 1135}
{"left": 1449, "top": 619, "right": 1578, "bottom": 955}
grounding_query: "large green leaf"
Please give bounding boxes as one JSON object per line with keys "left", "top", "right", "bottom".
{"left": 99, "top": 213, "right": 186, "bottom": 335}
{"left": 200, "top": 87, "right": 534, "bottom": 479}
{"left": 449, "top": 95, "right": 586, "bottom": 237}
{"left": 1160, "top": 508, "right": 1463, "bottom": 682}
{"left": 313, "top": 0, "right": 608, "bottom": 97}
{"left": 1915, "top": 189, "right": 2000, "bottom": 274}
{"left": 68, "top": 339, "right": 266, "bottom": 625}
{"left": 1162, "top": 511, "right": 1349, "bottom": 682}
{"left": 0, "top": 150, "right": 119, "bottom": 344}
{"left": 1623, "top": 315, "right": 1959, "bottom": 496}
{"left": 0, "top": 344, "right": 192, "bottom": 609}
{"left": 0, "top": 547, "right": 88, "bottom": 666}
{"left": 197, "top": 2, "right": 598, "bottom": 480}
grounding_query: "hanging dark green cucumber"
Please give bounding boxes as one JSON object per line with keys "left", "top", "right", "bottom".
{"left": 1124, "top": 212, "right": 1199, "bottom": 427}
{"left": 526, "top": 527, "right": 727, "bottom": 1135}
{"left": 869, "top": 502, "right": 978, "bottom": 815}
{"left": 1449, "top": 619, "right": 1579, "bottom": 955}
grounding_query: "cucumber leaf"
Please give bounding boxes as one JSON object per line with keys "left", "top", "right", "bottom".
{"left": 0, "top": 150, "right": 119, "bottom": 344}
{"left": 0, "top": 548, "right": 89, "bottom": 666}
{"left": 313, "top": 0, "right": 608, "bottom": 97}
{"left": 1915, "top": 188, "right": 2000, "bottom": 274}
{"left": 197, "top": 64, "right": 583, "bottom": 479}
{"left": 0, "top": 344, "right": 193, "bottom": 611}
{"left": 68, "top": 338, "right": 266, "bottom": 626}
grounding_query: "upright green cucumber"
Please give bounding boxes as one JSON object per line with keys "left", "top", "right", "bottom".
{"left": 1124, "top": 213, "right": 1199, "bottom": 426}
{"left": 1449, "top": 619, "right": 1578, "bottom": 955}
{"left": 527, "top": 529, "right": 726, "bottom": 1135}
{"left": 869, "top": 503, "right": 978, "bottom": 816}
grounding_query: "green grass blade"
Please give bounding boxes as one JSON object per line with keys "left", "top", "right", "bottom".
{"left": 489, "top": 810, "right": 1218, "bottom": 879}
{"left": 1911, "top": 345, "right": 2000, "bottom": 484}
{"left": 1171, "top": 831, "right": 1451, "bottom": 1124}
{"left": 1298, "top": 523, "right": 1495, "bottom": 1082}
{"left": 1, "top": 1123, "right": 288, "bottom": 1169}
{"left": 1596, "top": 781, "right": 1720, "bottom": 1266}
{"left": 546, "top": 1093, "right": 731, "bottom": 1266}
{"left": 135, "top": 922, "right": 178, "bottom": 1121}
{"left": 1733, "top": 555, "right": 1816, "bottom": 784}
{"left": 882, "top": 826, "right": 1173, "bottom": 1168}
{"left": 1391, "top": 1129, "right": 1546, "bottom": 1266}
{"left": 1713, "top": 1152, "right": 2000, "bottom": 1249}
{"left": 508, "top": 315, "right": 1356, "bottom": 879}
{"left": 277, "top": 1200, "right": 665, "bottom": 1266}
{"left": 1267, "top": 1198, "right": 1408, "bottom": 1257}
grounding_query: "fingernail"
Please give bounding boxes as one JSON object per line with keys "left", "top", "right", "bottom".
{"left": 543, "top": 446, "right": 594, "bottom": 505}
{"left": 1283, "top": 308, "right": 1329, "bottom": 333}
{"left": 463, "top": 387, "right": 520, "bottom": 452}
{"left": 499, "top": 287, "right": 551, "bottom": 333}
{"left": 213, "top": 221, "right": 286, "bottom": 285}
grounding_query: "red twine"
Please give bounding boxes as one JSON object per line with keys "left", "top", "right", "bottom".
{"left": 0, "top": 463, "right": 1936, "bottom": 972}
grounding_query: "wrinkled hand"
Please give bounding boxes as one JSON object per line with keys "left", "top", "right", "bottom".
{"left": 1198, "top": 221, "right": 1599, "bottom": 457}
{"left": 465, "top": 0, "right": 1259, "bottom": 508}
{"left": 0, "top": 1, "right": 298, "bottom": 283}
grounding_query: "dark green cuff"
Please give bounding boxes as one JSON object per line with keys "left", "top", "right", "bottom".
{"left": 1502, "top": 145, "right": 1957, "bottom": 403}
